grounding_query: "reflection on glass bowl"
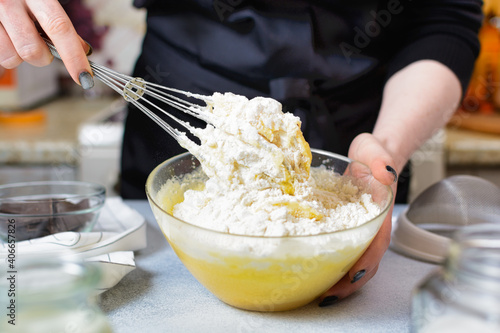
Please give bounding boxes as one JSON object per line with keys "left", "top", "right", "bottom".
{"left": 0, "top": 181, "right": 105, "bottom": 241}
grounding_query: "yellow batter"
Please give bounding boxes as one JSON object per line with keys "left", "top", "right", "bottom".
{"left": 151, "top": 92, "right": 385, "bottom": 311}
{"left": 169, "top": 241, "right": 369, "bottom": 311}
{"left": 157, "top": 180, "right": 376, "bottom": 311}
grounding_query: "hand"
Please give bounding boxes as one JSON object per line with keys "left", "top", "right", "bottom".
{"left": 0, "top": 0, "right": 93, "bottom": 88}
{"left": 318, "top": 132, "right": 398, "bottom": 307}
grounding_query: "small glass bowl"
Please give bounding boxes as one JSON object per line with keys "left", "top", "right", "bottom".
{"left": 146, "top": 149, "right": 392, "bottom": 311}
{"left": 0, "top": 258, "right": 112, "bottom": 333}
{"left": 0, "top": 181, "right": 105, "bottom": 241}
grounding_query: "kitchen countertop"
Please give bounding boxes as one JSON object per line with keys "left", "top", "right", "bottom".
{"left": 0, "top": 96, "right": 116, "bottom": 165}
{"left": 445, "top": 126, "right": 500, "bottom": 166}
{"left": 100, "top": 202, "right": 436, "bottom": 333}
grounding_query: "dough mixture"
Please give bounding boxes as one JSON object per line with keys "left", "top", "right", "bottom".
{"left": 163, "top": 92, "right": 381, "bottom": 236}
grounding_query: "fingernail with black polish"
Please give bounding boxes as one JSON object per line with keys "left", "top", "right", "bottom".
{"left": 79, "top": 71, "right": 94, "bottom": 90}
{"left": 351, "top": 270, "right": 366, "bottom": 284}
{"left": 83, "top": 40, "right": 93, "bottom": 56}
{"left": 319, "top": 295, "right": 338, "bottom": 307}
{"left": 386, "top": 165, "right": 398, "bottom": 184}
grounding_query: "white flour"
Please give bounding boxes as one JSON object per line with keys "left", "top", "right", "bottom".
{"left": 168, "top": 92, "right": 381, "bottom": 236}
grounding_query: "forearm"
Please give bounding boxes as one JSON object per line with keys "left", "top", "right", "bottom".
{"left": 372, "top": 59, "right": 461, "bottom": 172}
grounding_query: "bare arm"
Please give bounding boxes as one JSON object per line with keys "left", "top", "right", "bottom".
{"left": 373, "top": 59, "right": 461, "bottom": 173}
{"left": 319, "top": 59, "right": 461, "bottom": 305}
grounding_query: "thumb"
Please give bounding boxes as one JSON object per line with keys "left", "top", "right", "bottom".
{"left": 348, "top": 133, "right": 398, "bottom": 186}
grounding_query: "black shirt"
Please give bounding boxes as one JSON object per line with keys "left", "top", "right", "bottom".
{"left": 120, "top": 0, "right": 482, "bottom": 199}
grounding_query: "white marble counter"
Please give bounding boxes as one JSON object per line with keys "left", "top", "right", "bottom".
{"left": 100, "top": 202, "right": 435, "bottom": 333}
{"left": 0, "top": 96, "right": 116, "bottom": 165}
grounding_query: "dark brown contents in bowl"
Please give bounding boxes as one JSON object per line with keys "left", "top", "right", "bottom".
{"left": 0, "top": 198, "right": 92, "bottom": 241}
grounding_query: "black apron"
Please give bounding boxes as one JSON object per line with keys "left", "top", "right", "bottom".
{"left": 120, "top": 0, "right": 410, "bottom": 201}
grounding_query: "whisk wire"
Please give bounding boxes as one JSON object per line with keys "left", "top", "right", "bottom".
{"left": 89, "top": 61, "right": 210, "bottom": 141}
{"left": 44, "top": 38, "right": 210, "bottom": 143}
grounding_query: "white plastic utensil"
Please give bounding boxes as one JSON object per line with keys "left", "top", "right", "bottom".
{"left": 391, "top": 175, "right": 500, "bottom": 263}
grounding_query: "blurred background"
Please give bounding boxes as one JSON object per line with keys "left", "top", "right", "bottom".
{"left": 0, "top": 0, "right": 499, "bottom": 200}
{"left": 0, "top": 0, "right": 145, "bottom": 196}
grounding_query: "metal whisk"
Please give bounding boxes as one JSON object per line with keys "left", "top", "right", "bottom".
{"left": 43, "top": 38, "right": 212, "bottom": 141}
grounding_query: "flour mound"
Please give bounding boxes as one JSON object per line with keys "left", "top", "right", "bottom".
{"left": 168, "top": 92, "right": 381, "bottom": 236}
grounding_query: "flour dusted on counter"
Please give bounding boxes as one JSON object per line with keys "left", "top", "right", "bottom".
{"left": 168, "top": 92, "right": 381, "bottom": 236}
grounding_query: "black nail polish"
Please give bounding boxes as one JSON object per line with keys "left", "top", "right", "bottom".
{"left": 79, "top": 71, "right": 94, "bottom": 90}
{"left": 318, "top": 295, "right": 338, "bottom": 307}
{"left": 83, "top": 40, "right": 93, "bottom": 56}
{"left": 351, "top": 270, "right": 366, "bottom": 284}
{"left": 386, "top": 165, "right": 398, "bottom": 183}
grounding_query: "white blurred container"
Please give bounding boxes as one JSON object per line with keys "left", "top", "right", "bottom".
{"left": 0, "top": 62, "right": 59, "bottom": 111}
{"left": 78, "top": 99, "right": 126, "bottom": 196}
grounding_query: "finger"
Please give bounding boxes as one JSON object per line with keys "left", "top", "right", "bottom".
{"left": 318, "top": 265, "right": 379, "bottom": 307}
{"left": 0, "top": 0, "right": 53, "bottom": 67}
{"left": 318, "top": 207, "right": 393, "bottom": 306}
{"left": 0, "top": 23, "right": 23, "bottom": 69}
{"left": 347, "top": 205, "right": 393, "bottom": 280}
{"left": 37, "top": 21, "right": 92, "bottom": 56}
{"left": 348, "top": 133, "right": 397, "bottom": 186}
{"left": 27, "top": 0, "right": 93, "bottom": 87}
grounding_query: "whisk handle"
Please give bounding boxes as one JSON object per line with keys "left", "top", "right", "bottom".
{"left": 42, "top": 37, "right": 93, "bottom": 61}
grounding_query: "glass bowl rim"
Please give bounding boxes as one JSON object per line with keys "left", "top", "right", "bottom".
{"left": 0, "top": 180, "right": 106, "bottom": 218}
{"left": 0, "top": 257, "right": 101, "bottom": 300}
{"left": 146, "top": 148, "right": 393, "bottom": 240}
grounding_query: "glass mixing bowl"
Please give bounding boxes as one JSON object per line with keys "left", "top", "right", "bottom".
{"left": 146, "top": 149, "right": 393, "bottom": 312}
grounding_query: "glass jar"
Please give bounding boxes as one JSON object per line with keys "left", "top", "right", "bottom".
{"left": 0, "top": 258, "right": 112, "bottom": 333}
{"left": 411, "top": 224, "right": 500, "bottom": 333}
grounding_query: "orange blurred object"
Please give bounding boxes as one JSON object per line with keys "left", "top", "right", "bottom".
{"left": 460, "top": 12, "right": 500, "bottom": 114}
{"left": 449, "top": 111, "right": 500, "bottom": 135}
{"left": 0, "top": 68, "right": 16, "bottom": 88}
{"left": 0, "top": 109, "right": 47, "bottom": 124}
